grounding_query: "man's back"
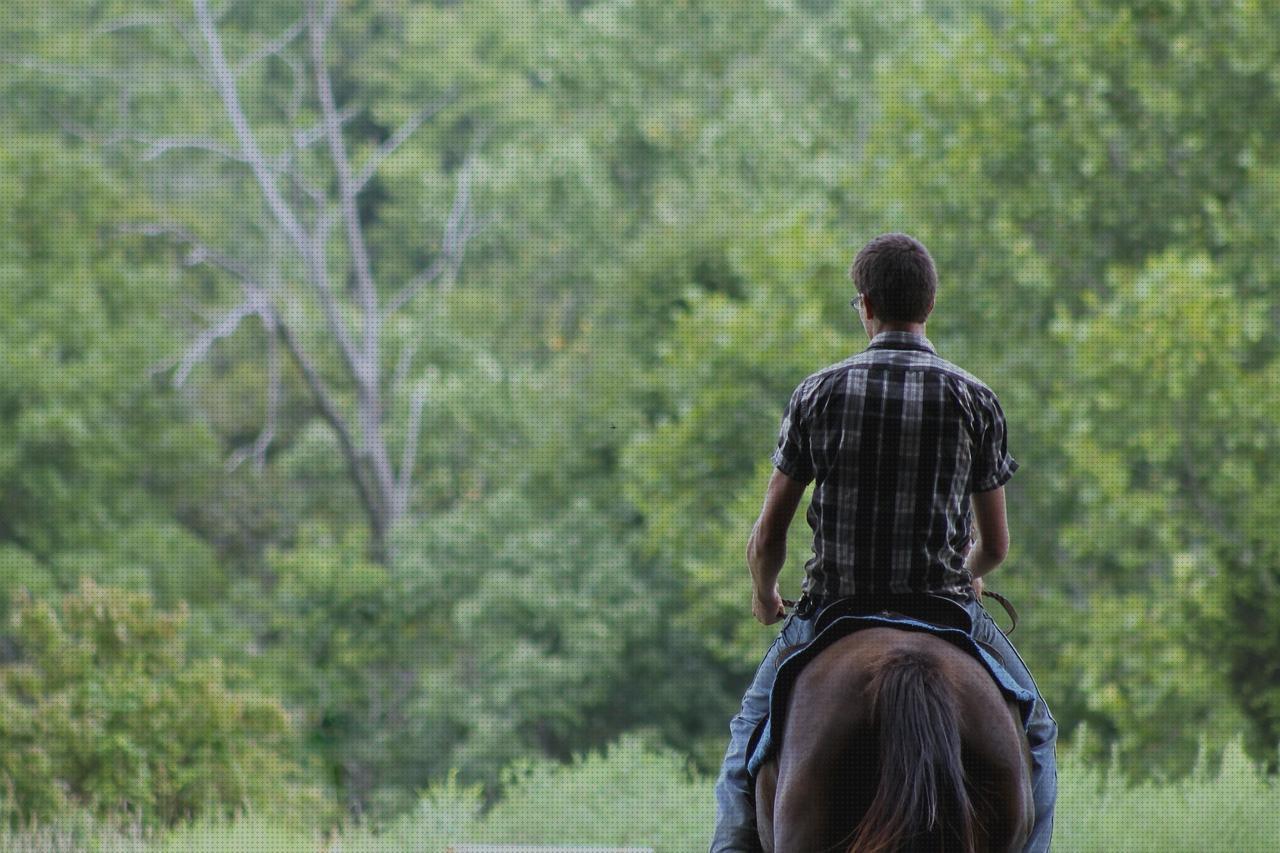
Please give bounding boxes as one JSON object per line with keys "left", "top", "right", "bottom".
{"left": 772, "top": 330, "right": 1018, "bottom": 602}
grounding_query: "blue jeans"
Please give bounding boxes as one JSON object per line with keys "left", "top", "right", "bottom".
{"left": 709, "top": 596, "right": 1058, "bottom": 852}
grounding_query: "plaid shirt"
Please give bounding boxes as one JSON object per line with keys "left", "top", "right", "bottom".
{"left": 772, "top": 331, "right": 1018, "bottom": 602}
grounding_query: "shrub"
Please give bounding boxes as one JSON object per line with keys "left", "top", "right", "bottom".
{"left": 0, "top": 578, "right": 303, "bottom": 829}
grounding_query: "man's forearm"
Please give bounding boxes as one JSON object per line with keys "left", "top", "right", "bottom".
{"left": 967, "top": 487, "right": 1009, "bottom": 581}
{"left": 747, "top": 530, "right": 787, "bottom": 593}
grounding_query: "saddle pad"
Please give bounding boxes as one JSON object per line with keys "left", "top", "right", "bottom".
{"left": 746, "top": 613, "right": 1036, "bottom": 780}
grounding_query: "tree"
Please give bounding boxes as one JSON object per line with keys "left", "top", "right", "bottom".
{"left": 1053, "top": 249, "right": 1280, "bottom": 772}
{"left": 77, "top": 0, "right": 484, "bottom": 562}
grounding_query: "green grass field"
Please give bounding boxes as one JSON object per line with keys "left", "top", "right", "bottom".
{"left": 5, "top": 735, "right": 1278, "bottom": 852}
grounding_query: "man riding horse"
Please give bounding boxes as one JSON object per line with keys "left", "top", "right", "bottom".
{"left": 709, "top": 233, "right": 1058, "bottom": 852}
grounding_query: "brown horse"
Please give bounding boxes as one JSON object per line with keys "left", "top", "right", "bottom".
{"left": 754, "top": 627, "right": 1034, "bottom": 853}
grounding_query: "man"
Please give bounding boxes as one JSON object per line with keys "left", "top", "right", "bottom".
{"left": 709, "top": 233, "right": 1058, "bottom": 852}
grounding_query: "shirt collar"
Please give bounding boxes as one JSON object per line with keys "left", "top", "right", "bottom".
{"left": 867, "top": 330, "right": 937, "bottom": 354}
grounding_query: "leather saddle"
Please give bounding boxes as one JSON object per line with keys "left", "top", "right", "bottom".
{"left": 810, "top": 592, "right": 973, "bottom": 635}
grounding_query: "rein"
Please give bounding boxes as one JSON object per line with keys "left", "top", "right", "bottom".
{"left": 981, "top": 588, "right": 1019, "bottom": 635}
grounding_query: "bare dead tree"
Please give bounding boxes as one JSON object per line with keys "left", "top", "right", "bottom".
{"left": 121, "top": 0, "right": 481, "bottom": 563}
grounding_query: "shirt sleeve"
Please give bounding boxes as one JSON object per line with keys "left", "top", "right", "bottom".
{"left": 771, "top": 381, "right": 815, "bottom": 484}
{"left": 971, "top": 390, "right": 1019, "bottom": 493}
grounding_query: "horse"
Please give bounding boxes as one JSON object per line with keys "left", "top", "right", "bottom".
{"left": 753, "top": 626, "right": 1034, "bottom": 853}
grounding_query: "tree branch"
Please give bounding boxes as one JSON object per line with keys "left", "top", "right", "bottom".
{"left": 386, "top": 157, "right": 481, "bottom": 316}
{"left": 121, "top": 222, "right": 256, "bottom": 279}
{"left": 176, "top": 298, "right": 260, "bottom": 387}
{"left": 234, "top": 19, "right": 306, "bottom": 76}
{"left": 307, "top": 0, "right": 400, "bottom": 528}
{"left": 396, "top": 370, "right": 435, "bottom": 513}
{"left": 133, "top": 217, "right": 384, "bottom": 533}
{"left": 193, "top": 0, "right": 308, "bottom": 250}
{"left": 49, "top": 110, "right": 129, "bottom": 147}
{"left": 275, "top": 318, "right": 386, "bottom": 537}
{"left": 1, "top": 50, "right": 141, "bottom": 85}
{"left": 293, "top": 104, "right": 360, "bottom": 151}
{"left": 354, "top": 88, "right": 459, "bottom": 192}
{"left": 389, "top": 339, "right": 419, "bottom": 392}
{"left": 307, "top": 0, "right": 378, "bottom": 324}
{"left": 192, "top": 0, "right": 362, "bottom": 377}
{"left": 140, "top": 136, "right": 245, "bottom": 163}
{"left": 127, "top": 226, "right": 267, "bottom": 393}
{"left": 282, "top": 156, "right": 328, "bottom": 208}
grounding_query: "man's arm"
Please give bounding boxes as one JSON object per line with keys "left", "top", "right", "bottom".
{"left": 965, "top": 485, "right": 1010, "bottom": 583}
{"left": 747, "top": 468, "right": 809, "bottom": 625}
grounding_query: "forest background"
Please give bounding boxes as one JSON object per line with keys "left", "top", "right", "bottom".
{"left": 3, "top": 0, "right": 1280, "bottom": 844}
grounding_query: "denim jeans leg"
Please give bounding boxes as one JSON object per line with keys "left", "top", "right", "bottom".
{"left": 965, "top": 597, "right": 1059, "bottom": 853}
{"left": 709, "top": 612, "right": 816, "bottom": 853}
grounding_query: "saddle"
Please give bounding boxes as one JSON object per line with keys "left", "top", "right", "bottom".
{"left": 809, "top": 592, "right": 973, "bottom": 636}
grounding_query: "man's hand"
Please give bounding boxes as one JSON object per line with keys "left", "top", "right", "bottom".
{"left": 753, "top": 584, "right": 786, "bottom": 626}
{"left": 971, "top": 574, "right": 985, "bottom": 600}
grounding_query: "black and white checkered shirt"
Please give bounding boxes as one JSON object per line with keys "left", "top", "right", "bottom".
{"left": 772, "top": 331, "right": 1018, "bottom": 602}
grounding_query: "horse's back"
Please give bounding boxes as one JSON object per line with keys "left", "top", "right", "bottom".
{"left": 762, "top": 627, "right": 1034, "bottom": 853}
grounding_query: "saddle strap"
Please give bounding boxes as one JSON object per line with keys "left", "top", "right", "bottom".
{"left": 982, "top": 588, "right": 1019, "bottom": 635}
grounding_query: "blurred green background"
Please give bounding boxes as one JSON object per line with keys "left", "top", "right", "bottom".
{"left": 3, "top": 0, "right": 1280, "bottom": 848}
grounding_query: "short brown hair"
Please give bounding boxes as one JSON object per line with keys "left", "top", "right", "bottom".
{"left": 849, "top": 233, "right": 937, "bottom": 323}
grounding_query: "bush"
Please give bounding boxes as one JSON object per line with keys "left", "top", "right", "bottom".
{"left": 375, "top": 735, "right": 713, "bottom": 852}
{"left": 0, "top": 578, "right": 306, "bottom": 829}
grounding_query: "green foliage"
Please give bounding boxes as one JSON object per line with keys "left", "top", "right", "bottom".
{"left": 620, "top": 235, "right": 847, "bottom": 675}
{"left": 383, "top": 735, "right": 713, "bottom": 852}
{"left": 388, "top": 492, "right": 714, "bottom": 802}
{"left": 0, "top": 579, "right": 307, "bottom": 829}
{"left": 10, "top": 733, "right": 1280, "bottom": 851}
{"left": 225, "top": 526, "right": 426, "bottom": 817}
{"left": 0, "top": 140, "right": 222, "bottom": 589}
{"left": 1060, "top": 588, "right": 1243, "bottom": 780}
{"left": 5, "top": 0, "right": 1280, "bottom": 822}
{"left": 1054, "top": 249, "right": 1280, "bottom": 769}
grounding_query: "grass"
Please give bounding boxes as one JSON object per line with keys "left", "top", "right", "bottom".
{"left": 1057, "top": 735, "right": 1280, "bottom": 852}
{"left": 4, "top": 734, "right": 1279, "bottom": 852}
